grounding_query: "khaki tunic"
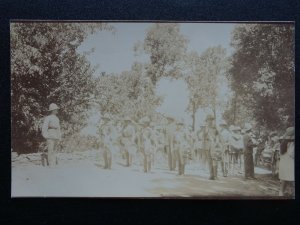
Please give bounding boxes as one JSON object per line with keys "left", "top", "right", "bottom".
{"left": 42, "top": 115, "right": 61, "bottom": 140}
{"left": 41, "top": 114, "right": 61, "bottom": 166}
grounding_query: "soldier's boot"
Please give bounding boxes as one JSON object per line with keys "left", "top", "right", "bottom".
{"left": 168, "top": 150, "right": 173, "bottom": 171}
{"left": 125, "top": 151, "right": 130, "bottom": 167}
{"left": 172, "top": 156, "right": 177, "bottom": 171}
{"left": 129, "top": 154, "right": 133, "bottom": 166}
{"left": 178, "top": 162, "right": 183, "bottom": 175}
{"left": 46, "top": 155, "right": 49, "bottom": 166}
{"left": 41, "top": 153, "right": 45, "bottom": 166}
{"left": 103, "top": 151, "right": 108, "bottom": 169}
{"left": 147, "top": 159, "right": 151, "bottom": 172}
{"left": 208, "top": 162, "right": 215, "bottom": 180}
{"left": 213, "top": 164, "right": 218, "bottom": 179}
{"left": 107, "top": 151, "right": 112, "bottom": 169}
{"left": 144, "top": 156, "right": 148, "bottom": 173}
{"left": 182, "top": 164, "right": 185, "bottom": 175}
{"left": 221, "top": 161, "right": 226, "bottom": 177}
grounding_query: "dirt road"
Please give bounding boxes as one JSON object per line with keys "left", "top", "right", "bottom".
{"left": 12, "top": 150, "right": 287, "bottom": 198}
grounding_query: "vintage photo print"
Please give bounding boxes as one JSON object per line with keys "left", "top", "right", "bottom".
{"left": 11, "top": 21, "right": 295, "bottom": 198}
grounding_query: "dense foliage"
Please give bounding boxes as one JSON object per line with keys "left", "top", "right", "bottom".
{"left": 225, "top": 24, "right": 295, "bottom": 132}
{"left": 11, "top": 22, "right": 113, "bottom": 154}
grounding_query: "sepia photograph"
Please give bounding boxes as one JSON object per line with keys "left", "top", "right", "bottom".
{"left": 11, "top": 21, "right": 295, "bottom": 198}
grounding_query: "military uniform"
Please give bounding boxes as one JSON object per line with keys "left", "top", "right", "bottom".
{"left": 99, "top": 120, "right": 112, "bottom": 169}
{"left": 219, "top": 127, "right": 231, "bottom": 177}
{"left": 165, "top": 119, "right": 176, "bottom": 171}
{"left": 142, "top": 126, "right": 156, "bottom": 172}
{"left": 173, "top": 123, "right": 187, "bottom": 175}
{"left": 41, "top": 104, "right": 61, "bottom": 167}
{"left": 243, "top": 131, "right": 255, "bottom": 179}
{"left": 229, "top": 127, "right": 244, "bottom": 173}
{"left": 203, "top": 124, "right": 221, "bottom": 180}
{"left": 121, "top": 121, "right": 137, "bottom": 166}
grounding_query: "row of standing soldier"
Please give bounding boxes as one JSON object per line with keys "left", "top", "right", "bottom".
{"left": 41, "top": 103, "right": 255, "bottom": 180}
{"left": 95, "top": 113, "right": 256, "bottom": 180}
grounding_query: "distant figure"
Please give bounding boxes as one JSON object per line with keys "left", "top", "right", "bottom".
{"left": 121, "top": 119, "right": 137, "bottom": 167}
{"left": 278, "top": 127, "right": 294, "bottom": 196}
{"left": 41, "top": 103, "right": 61, "bottom": 167}
{"left": 254, "top": 138, "right": 265, "bottom": 166}
{"left": 203, "top": 114, "right": 221, "bottom": 180}
{"left": 99, "top": 117, "right": 112, "bottom": 169}
{"left": 218, "top": 120, "right": 231, "bottom": 177}
{"left": 139, "top": 116, "right": 154, "bottom": 173}
{"left": 243, "top": 123, "right": 256, "bottom": 179}
{"left": 165, "top": 117, "right": 176, "bottom": 171}
{"left": 173, "top": 121, "right": 186, "bottom": 175}
{"left": 229, "top": 125, "right": 244, "bottom": 173}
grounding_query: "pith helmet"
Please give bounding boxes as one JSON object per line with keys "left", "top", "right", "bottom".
{"left": 48, "top": 103, "right": 59, "bottom": 111}
{"left": 280, "top": 127, "right": 295, "bottom": 140}
{"left": 205, "top": 114, "right": 214, "bottom": 121}
{"left": 219, "top": 119, "right": 227, "bottom": 126}
{"left": 244, "top": 123, "right": 252, "bottom": 132}
{"left": 166, "top": 117, "right": 175, "bottom": 123}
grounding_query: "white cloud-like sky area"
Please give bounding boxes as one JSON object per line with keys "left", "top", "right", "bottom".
{"left": 77, "top": 23, "right": 236, "bottom": 128}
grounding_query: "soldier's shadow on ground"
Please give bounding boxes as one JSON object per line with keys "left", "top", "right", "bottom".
{"left": 148, "top": 172, "right": 282, "bottom": 198}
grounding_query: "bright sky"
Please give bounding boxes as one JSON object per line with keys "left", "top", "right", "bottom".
{"left": 78, "top": 22, "right": 236, "bottom": 128}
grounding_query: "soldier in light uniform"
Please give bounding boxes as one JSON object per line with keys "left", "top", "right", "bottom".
{"left": 229, "top": 126, "right": 244, "bottom": 174}
{"left": 120, "top": 119, "right": 137, "bottom": 167}
{"left": 98, "top": 117, "right": 112, "bottom": 169}
{"left": 202, "top": 114, "right": 222, "bottom": 180}
{"left": 183, "top": 127, "right": 193, "bottom": 165}
{"left": 195, "top": 125, "right": 206, "bottom": 166}
{"left": 144, "top": 122, "right": 157, "bottom": 173}
{"left": 150, "top": 123, "right": 165, "bottom": 167}
{"left": 190, "top": 130, "right": 198, "bottom": 162}
{"left": 173, "top": 121, "right": 187, "bottom": 175}
{"left": 218, "top": 120, "right": 231, "bottom": 177}
{"left": 41, "top": 103, "right": 62, "bottom": 167}
{"left": 165, "top": 117, "right": 176, "bottom": 171}
{"left": 137, "top": 116, "right": 153, "bottom": 172}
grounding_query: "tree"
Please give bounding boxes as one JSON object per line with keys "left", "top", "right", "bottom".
{"left": 228, "top": 24, "right": 294, "bottom": 131}
{"left": 185, "top": 46, "right": 228, "bottom": 130}
{"left": 136, "top": 23, "right": 188, "bottom": 85}
{"left": 11, "top": 22, "right": 114, "bottom": 154}
{"left": 93, "top": 62, "right": 161, "bottom": 120}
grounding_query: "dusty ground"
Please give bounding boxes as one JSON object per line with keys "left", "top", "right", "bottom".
{"left": 11, "top": 150, "right": 291, "bottom": 198}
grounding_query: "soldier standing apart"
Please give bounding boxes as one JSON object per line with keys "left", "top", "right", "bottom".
{"left": 203, "top": 114, "right": 220, "bottom": 180}
{"left": 42, "top": 103, "right": 61, "bottom": 167}
{"left": 243, "top": 123, "right": 256, "bottom": 179}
